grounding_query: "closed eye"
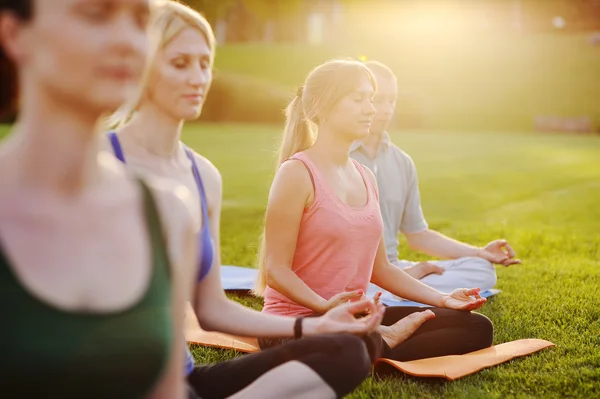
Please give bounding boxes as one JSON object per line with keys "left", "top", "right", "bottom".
{"left": 172, "top": 57, "right": 189, "bottom": 69}
{"left": 200, "top": 57, "right": 211, "bottom": 70}
{"left": 77, "top": 1, "right": 112, "bottom": 22}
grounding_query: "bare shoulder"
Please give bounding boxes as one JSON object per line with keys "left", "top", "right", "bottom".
{"left": 99, "top": 152, "right": 199, "bottom": 246}
{"left": 99, "top": 152, "right": 197, "bottom": 294}
{"left": 265, "top": 158, "right": 313, "bottom": 208}
{"left": 189, "top": 150, "right": 222, "bottom": 217}
{"left": 258, "top": 161, "right": 312, "bottom": 222}
{"left": 144, "top": 174, "right": 200, "bottom": 238}
{"left": 273, "top": 158, "right": 313, "bottom": 192}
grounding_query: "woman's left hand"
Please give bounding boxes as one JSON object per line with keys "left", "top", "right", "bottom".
{"left": 441, "top": 288, "right": 487, "bottom": 311}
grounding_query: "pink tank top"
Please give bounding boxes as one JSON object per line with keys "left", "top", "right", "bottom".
{"left": 262, "top": 152, "right": 384, "bottom": 317}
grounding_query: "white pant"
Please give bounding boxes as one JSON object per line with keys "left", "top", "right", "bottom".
{"left": 381, "top": 257, "right": 497, "bottom": 302}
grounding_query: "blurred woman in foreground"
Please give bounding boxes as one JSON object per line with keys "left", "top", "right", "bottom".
{"left": 0, "top": 0, "right": 197, "bottom": 397}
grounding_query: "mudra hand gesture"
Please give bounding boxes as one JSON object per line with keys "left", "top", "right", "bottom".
{"left": 307, "top": 298, "right": 385, "bottom": 336}
{"left": 477, "top": 239, "right": 521, "bottom": 266}
{"left": 441, "top": 288, "right": 487, "bottom": 311}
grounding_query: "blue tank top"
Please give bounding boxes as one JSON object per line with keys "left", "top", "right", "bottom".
{"left": 107, "top": 131, "right": 214, "bottom": 281}
{"left": 107, "top": 131, "right": 214, "bottom": 376}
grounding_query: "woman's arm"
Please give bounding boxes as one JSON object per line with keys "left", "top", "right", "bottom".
{"left": 190, "top": 158, "right": 322, "bottom": 335}
{"left": 372, "top": 233, "right": 487, "bottom": 310}
{"left": 190, "top": 156, "right": 328, "bottom": 329}
{"left": 194, "top": 262, "right": 313, "bottom": 337}
{"left": 186, "top": 156, "right": 300, "bottom": 335}
{"left": 194, "top": 256, "right": 383, "bottom": 338}
{"left": 190, "top": 154, "right": 223, "bottom": 309}
{"left": 371, "top": 235, "right": 446, "bottom": 307}
{"left": 362, "top": 167, "right": 485, "bottom": 310}
{"left": 260, "top": 160, "right": 335, "bottom": 313}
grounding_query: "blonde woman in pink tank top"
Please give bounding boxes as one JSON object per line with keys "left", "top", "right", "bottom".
{"left": 254, "top": 60, "right": 495, "bottom": 363}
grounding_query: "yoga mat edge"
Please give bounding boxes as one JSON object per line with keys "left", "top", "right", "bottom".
{"left": 373, "top": 339, "right": 556, "bottom": 380}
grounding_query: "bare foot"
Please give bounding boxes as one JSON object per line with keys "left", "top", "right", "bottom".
{"left": 380, "top": 310, "right": 436, "bottom": 348}
{"left": 404, "top": 262, "right": 445, "bottom": 280}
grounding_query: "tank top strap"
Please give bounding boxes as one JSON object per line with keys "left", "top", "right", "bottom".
{"left": 351, "top": 159, "right": 379, "bottom": 201}
{"left": 107, "top": 131, "right": 126, "bottom": 163}
{"left": 284, "top": 152, "right": 326, "bottom": 203}
{"left": 183, "top": 146, "right": 214, "bottom": 283}
{"left": 136, "top": 177, "right": 171, "bottom": 281}
{"left": 184, "top": 146, "right": 210, "bottom": 225}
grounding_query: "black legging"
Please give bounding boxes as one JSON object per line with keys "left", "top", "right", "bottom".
{"left": 187, "top": 333, "right": 378, "bottom": 399}
{"left": 380, "top": 306, "right": 494, "bottom": 361}
{"left": 258, "top": 307, "right": 493, "bottom": 363}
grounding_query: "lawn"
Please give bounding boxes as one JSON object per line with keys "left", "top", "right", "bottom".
{"left": 182, "top": 125, "right": 600, "bottom": 398}
{"left": 1, "top": 125, "right": 599, "bottom": 398}
{"left": 213, "top": 32, "right": 600, "bottom": 131}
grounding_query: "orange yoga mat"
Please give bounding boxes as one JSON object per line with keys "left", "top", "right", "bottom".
{"left": 373, "top": 339, "right": 555, "bottom": 380}
{"left": 185, "top": 303, "right": 260, "bottom": 353}
{"left": 184, "top": 305, "right": 555, "bottom": 379}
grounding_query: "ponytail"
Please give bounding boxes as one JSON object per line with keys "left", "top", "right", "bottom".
{"left": 276, "top": 90, "right": 315, "bottom": 166}
{"left": 252, "top": 234, "right": 268, "bottom": 297}
{"left": 252, "top": 89, "right": 315, "bottom": 297}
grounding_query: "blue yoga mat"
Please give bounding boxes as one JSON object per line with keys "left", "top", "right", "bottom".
{"left": 220, "top": 265, "right": 501, "bottom": 307}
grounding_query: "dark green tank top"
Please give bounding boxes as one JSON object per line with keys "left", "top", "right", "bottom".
{"left": 0, "top": 179, "right": 173, "bottom": 399}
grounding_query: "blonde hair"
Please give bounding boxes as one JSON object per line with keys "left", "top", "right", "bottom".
{"left": 252, "top": 59, "right": 377, "bottom": 297}
{"left": 105, "top": 0, "right": 216, "bottom": 129}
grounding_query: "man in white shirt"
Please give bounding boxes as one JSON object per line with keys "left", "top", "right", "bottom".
{"left": 350, "top": 61, "right": 520, "bottom": 295}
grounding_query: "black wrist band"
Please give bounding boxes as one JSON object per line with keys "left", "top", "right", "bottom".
{"left": 294, "top": 317, "right": 304, "bottom": 339}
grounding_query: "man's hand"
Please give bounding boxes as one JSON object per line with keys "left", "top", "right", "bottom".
{"left": 477, "top": 239, "right": 521, "bottom": 266}
{"left": 404, "top": 262, "right": 445, "bottom": 280}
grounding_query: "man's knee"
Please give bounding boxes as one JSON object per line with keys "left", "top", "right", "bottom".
{"left": 459, "top": 256, "right": 493, "bottom": 269}
{"left": 458, "top": 257, "right": 497, "bottom": 290}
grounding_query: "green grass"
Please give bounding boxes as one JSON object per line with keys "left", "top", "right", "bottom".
{"left": 1, "top": 125, "right": 599, "bottom": 397}
{"left": 182, "top": 125, "right": 600, "bottom": 398}
{"left": 213, "top": 32, "right": 600, "bottom": 131}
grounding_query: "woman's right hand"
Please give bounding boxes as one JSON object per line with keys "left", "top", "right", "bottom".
{"left": 305, "top": 298, "right": 385, "bottom": 337}
{"left": 319, "top": 290, "right": 364, "bottom": 313}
